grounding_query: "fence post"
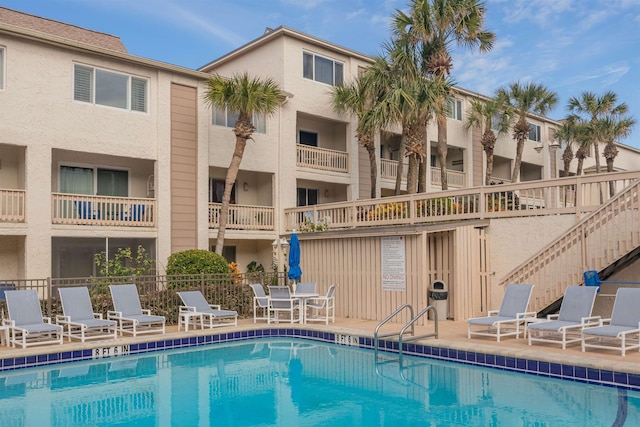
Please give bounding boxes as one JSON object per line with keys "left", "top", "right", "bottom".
{"left": 46, "top": 277, "right": 52, "bottom": 316}
{"left": 201, "top": 272, "right": 205, "bottom": 293}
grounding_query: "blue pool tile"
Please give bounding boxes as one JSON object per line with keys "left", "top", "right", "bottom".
{"left": 15, "top": 357, "right": 25, "bottom": 367}
{"left": 37, "top": 354, "right": 48, "bottom": 363}
{"left": 139, "top": 343, "right": 148, "bottom": 351}
{"left": 550, "top": 363, "right": 562, "bottom": 376}
{"left": 3, "top": 358, "right": 14, "bottom": 367}
{"left": 72, "top": 350, "right": 82, "bottom": 359}
{"left": 486, "top": 354, "right": 495, "bottom": 365}
{"left": 562, "top": 364, "right": 574, "bottom": 377}
{"left": 574, "top": 366, "right": 587, "bottom": 379}
{"left": 614, "top": 372, "right": 628, "bottom": 386}
{"left": 26, "top": 356, "right": 36, "bottom": 365}
{"left": 601, "top": 370, "right": 614, "bottom": 383}
{"left": 587, "top": 368, "right": 600, "bottom": 381}
{"left": 466, "top": 352, "right": 475, "bottom": 362}
{"left": 495, "top": 355, "right": 505, "bottom": 367}
{"left": 539, "top": 361, "right": 550, "bottom": 374}
{"left": 516, "top": 358, "right": 526, "bottom": 370}
{"left": 50, "top": 353, "right": 62, "bottom": 362}
{"left": 505, "top": 357, "right": 516, "bottom": 368}
{"left": 61, "top": 352, "right": 72, "bottom": 360}
{"left": 526, "top": 359, "right": 538, "bottom": 372}
{"left": 476, "top": 353, "right": 486, "bottom": 364}
{"left": 629, "top": 373, "right": 640, "bottom": 387}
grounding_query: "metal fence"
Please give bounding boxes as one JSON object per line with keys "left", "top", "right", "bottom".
{"left": 0, "top": 272, "right": 288, "bottom": 325}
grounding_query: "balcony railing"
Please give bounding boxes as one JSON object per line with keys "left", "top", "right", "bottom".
{"left": 380, "top": 159, "right": 407, "bottom": 180}
{"left": 284, "top": 171, "right": 640, "bottom": 231}
{"left": 431, "top": 167, "right": 466, "bottom": 188}
{"left": 51, "top": 193, "right": 156, "bottom": 227}
{"left": 209, "top": 203, "right": 275, "bottom": 231}
{"left": 0, "top": 189, "right": 26, "bottom": 222}
{"left": 296, "top": 144, "right": 348, "bottom": 173}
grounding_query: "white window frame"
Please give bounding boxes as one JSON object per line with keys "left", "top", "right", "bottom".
{"left": 212, "top": 106, "right": 266, "bottom": 134}
{"left": 73, "top": 63, "right": 148, "bottom": 113}
{"left": 528, "top": 122, "right": 541, "bottom": 142}
{"left": 303, "top": 51, "right": 344, "bottom": 86}
{"left": 446, "top": 98, "right": 463, "bottom": 121}
{"left": 0, "top": 46, "right": 5, "bottom": 90}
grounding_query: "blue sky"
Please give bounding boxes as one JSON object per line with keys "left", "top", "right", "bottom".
{"left": 3, "top": 0, "right": 639, "bottom": 146}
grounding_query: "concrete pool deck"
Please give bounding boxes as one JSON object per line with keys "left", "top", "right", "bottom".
{"left": 1, "top": 317, "right": 638, "bottom": 376}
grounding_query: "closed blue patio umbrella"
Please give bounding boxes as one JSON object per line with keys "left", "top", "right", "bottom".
{"left": 288, "top": 232, "right": 302, "bottom": 283}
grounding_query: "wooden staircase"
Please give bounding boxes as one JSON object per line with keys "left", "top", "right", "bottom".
{"left": 498, "top": 180, "right": 640, "bottom": 313}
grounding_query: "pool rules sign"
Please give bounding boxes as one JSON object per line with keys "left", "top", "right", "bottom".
{"left": 381, "top": 236, "right": 406, "bottom": 291}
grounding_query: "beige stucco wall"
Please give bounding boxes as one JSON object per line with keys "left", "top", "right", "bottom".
{"left": 487, "top": 214, "right": 578, "bottom": 308}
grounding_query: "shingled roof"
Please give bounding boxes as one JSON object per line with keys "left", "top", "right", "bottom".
{"left": 0, "top": 7, "right": 127, "bottom": 53}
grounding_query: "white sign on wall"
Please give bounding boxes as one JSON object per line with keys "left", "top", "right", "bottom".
{"left": 381, "top": 236, "right": 406, "bottom": 291}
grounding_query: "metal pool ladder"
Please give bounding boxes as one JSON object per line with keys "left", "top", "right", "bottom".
{"left": 374, "top": 304, "right": 438, "bottom": 365}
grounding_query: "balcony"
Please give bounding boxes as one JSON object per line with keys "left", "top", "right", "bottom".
{"left": 209, "top": 203, "right": 275, "bottom": 231}
{"left": 0, "top": 189, "right": 26, "bottom": 222}
{"left": 431, "top": 167, "right": 466, "bottom": 188}
{"left": 380, "top": 159, "right": 407, "bottom": 181}
{"left": 296, "top": 144, "right": 348, "bottom": 173}
{"left": 51, "top": 193, "right": 155, "bottom": 227}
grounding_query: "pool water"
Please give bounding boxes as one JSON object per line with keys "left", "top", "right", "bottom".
{"left": 0, "top": 337, "right": 639, "bottom": 426}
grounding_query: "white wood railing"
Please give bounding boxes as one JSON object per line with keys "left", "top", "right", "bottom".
{"left": 296, "top": 144, "right": 348, "bottom": 173}
{"left": 0, "top": 189, "right": 26, "bottom": 222}
{"left": 432, "top": 167, "right": 466, "bottom": 188}
{"left": 284, "top": 171, "right": 640, "bottom": 231}
{"left": 380, "top": 159, "right": 407, "bottom": 180}
{"left": 499, "top": 179, "right": 640, "bottom": 313}
{"left": 51, "top": 193, "right": 156, "bottom": 227}
{"left": 209, "top": 203, "right": 275, "bottom": 231}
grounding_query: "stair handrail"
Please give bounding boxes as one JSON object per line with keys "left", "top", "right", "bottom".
{"left": 398, "top": 305, "right": 439, "bottom": 365}
{"left": 374, "top": 304, "right": 414, "bottom": 359}
{"left": 498, "top": 180, "right": 640, "bottom": 312}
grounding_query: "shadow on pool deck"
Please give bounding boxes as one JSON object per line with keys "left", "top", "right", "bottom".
{"left": 1, "top": 317, "right": 639, "bottom": 374}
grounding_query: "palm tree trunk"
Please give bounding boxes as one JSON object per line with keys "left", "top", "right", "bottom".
{"left": 593, "top": 141, "right": 601, "bottom": 174}
{"left": 511, "top": 137, "right": 525, "bottom": 182}
{"left": 365, "top": 143, "right": 377, "bottom": 199}
{"left": 407, "top": 154, "right": 418, "bottom": 194}
{"left": 485, "top": 154, "right": 494, "bottom": 186}
{"left": 436, "top": 112, "right": 448, "bottom": 190}
{"left": 215, "top": 137, "right": 247, "bottom": 255}
{"left": 576, "top": 158, "right": 584, "bottom": 176}
{"left": 395, "top": 141, "right": 406, "bottom": 195}
{"left": 418, "top": 127, "right": 428, "bottom": 193}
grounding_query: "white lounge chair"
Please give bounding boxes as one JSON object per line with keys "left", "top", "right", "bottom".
{"left": 108, "top": 284, "right": 166, "bottom": 336}
{"left": 467, "top": 284, "right": 535, "bottom": 342}
{"left": 306, "top": 284, "right": 337, "bottom": 325}
{"left": 582, "top": 287, "right": 640, "bottom": 356}
{"left": 528, "top": 286, "right": 600, "bottom": 349}
{"left": 3, "top": 290, "right": 63, "bottom": 348}
{"left": 177, "top": 291, "right": 238, "bottom": 329}
{"left": 56, "top": 287, "right": 118, "bottom": 342}
{"left": 268, "top": 286, "right": 301, "bottom": 324}
{"left": 250, "top": 284, "right": 270, "bottom": 323}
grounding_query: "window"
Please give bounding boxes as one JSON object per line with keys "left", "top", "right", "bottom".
{"left": 0, "top": 46, "right": 4, "bottom": 90}
{"left": 297, "top": 187, "right": 318, "bottom": 207}
{"left": 446, "top": 98, "right": 462, "bottom": 120}
{"left": 74, "top": 64, "right": 147, "bottom": 112}
{"left": 299, "top": 130, "right": 318, "bottom": 147}
{"left": 528, "top": 122, "right": 541, "bottom": 142}
{"left": 60, "top": 166, "right": 128, "bottom": 196}
{"left": 209, "top": 178, "right": 236, "bottom": 204}
{"left": 212, "top": 106, "right": 266, "bottom": 133}
{"left": 303, "top": 52, "right": 343, "bottom": 86}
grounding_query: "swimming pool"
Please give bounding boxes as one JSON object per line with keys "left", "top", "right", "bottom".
{"left": 0, "top": 337, "right": 638, "bottom": 426}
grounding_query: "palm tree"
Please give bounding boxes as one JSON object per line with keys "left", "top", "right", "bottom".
{"left": 393, "top": 0, "right": 495, "bottom": 190}
{"left": 204, "top": 73, "right": 283, "bottom": 255}
{"left": 496, "top": 82, "right": 558, "bottom": 182}
{"left": 567, "top": 91, "right": 627, "bottom": 175}
{"left": 553, "top": 119, "right": 579, "bottom": 177}
{"left": 331, "top": 77, "right": 381, "bottom": 199}
{"left": 595, "top": 112, "right": 636, "bottom": 196}
{"left": 464, "top": 96, "right": 510, "bottom": 185}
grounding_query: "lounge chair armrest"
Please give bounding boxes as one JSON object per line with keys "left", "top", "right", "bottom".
{"left": 2, "top": 319, "right": 15, "bottom": 327}
{"left": 546, "top": 314, "right": 559, "bottom": 320}
{"left": 580, "top": 315, "right": 601, "bottom": 325}
{"left": 93, "top": 313, "right": 104, "bottom": 319}
{"left": 108, "top": 310, "right": 123, "bottom": 320}
{"left": 600, "top": 317, "right": 611, "bottom": 325}
{"left": 209, "top": 304, "right": 221, "bottom": 310}
{"left": 141, "top": 309, "right": 151, "bottom": 315}
{"left": 180, "top": 305, "right": 196, "bottom": 313}
{"left": 487, "top": 310, "right": 499, "bottom": 316}
{"left": 56, "top": 315, "right": 71, "bottom": 323}
{"left": 516, "top": 311, "right": 537, "bottom": 320}
{"left": 43, "top": 316, "right": 53, "bottom": 324}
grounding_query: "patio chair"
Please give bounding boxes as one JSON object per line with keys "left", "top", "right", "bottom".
{"left": 108, "top": 284, "right": 166, "bottom": 336}
{"left": 268, "top": 286, "right": 301, "bottom": 324}
{"left": 581, "top": 287, "right": 640, "bottom": 356}
{"left": 177, "top": 291, "right": 238, "bottom": 330}
{"left": 467, "top": 284, "right": 535, "bottom": 342}
{"left": 295, "top": 282, "right": 317, "bottom": 294}
{"left": 250, "top": 284, "right": 269, "bottom": 323}
{"left": 3, "top": 290, "right": 63, "bottom": 348}
{"left": 306, "top": 284, "right": 337, "bottom": 325}
{"left": 56, "top": 287, "right": 118, "bottom": 342}
{"left": 528, "top": 286, "right": 600, "bottom": 349}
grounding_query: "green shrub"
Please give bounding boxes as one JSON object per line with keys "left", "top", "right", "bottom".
{"left": 166, "top": 249, "right": 230, "bottom": 277}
